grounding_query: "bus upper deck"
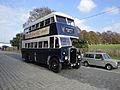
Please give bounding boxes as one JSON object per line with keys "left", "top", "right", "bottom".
{"left": 23, "top": 12, "right": 78, "bottom": 40}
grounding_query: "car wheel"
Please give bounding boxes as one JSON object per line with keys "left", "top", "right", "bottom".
{"left": 49, "top": 58, "right": 62, "bottom": 73}
{"left": 73, "top": 61, "right": 81, "bottom": 69}
{"left": 84, "top": 61, "right": 89, "bottom": 67}
{"left": 106, "top": 64, "right": 112, "bottom": 70}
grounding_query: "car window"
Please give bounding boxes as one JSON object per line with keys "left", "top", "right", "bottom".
{"left": 84, "top": 54, "right": 94, "bottom": 58}
{"left": 89, "top": 54, "right": 94, "bottom": 58}
{"left": 95, "top": 54, "right": 103, "bottom": 59}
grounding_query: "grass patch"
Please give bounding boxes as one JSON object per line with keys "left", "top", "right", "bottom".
{"left": 111, "top": 57, "right": 120, "bottom": 60}
{"left": 89, "top": 44, "right": 120, "bottom": 49}
{"left": 89, "top": 44, "right": 120, "bottom": 60}
{"left": 4, "top": 47, "right": 21, "bottom": 53}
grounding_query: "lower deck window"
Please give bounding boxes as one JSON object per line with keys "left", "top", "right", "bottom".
{"left": 43, "top": 41, "right": 48, "bottom": 48}
{"left": 38, "top": 42, "right": 42, "bottom": 48}
{"left": 34, "top": 42, "right": 37, "bottom": 48}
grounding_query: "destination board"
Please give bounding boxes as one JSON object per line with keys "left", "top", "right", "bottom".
{"left": 25, "top": 26, "right": 50, "bottom": 39}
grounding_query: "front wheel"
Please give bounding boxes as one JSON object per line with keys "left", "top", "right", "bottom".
{"left": 105, "top": 64, "right": 113, "bottom": 70}
{"left": 49, "top": 58, "right": 62, "bottom": 73}
{"left": 73, "top": 62, "right": 81, "bottom": 69}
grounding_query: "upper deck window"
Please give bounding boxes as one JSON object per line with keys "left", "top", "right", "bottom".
{"left": 45, "top": 18, "right": 50, "bottom": 25}
{"left": 51, "top": 17, "right": 55, "bottom": 23}
{"left": 32, "top": 25, "right": 36, "bottom": 30}
{"left": 29, "top": 27, "right": 32, "bottom": 31}
{"left": 67, "top": 18, "right": 74, "bottom": 26}
{"left": 56, "top": 16, "right": 67, "bottom": 24}
{"left": 36, "top": 23, "right": 40, "bottom": 29}
{"left": 40, "top": 21, "right": 44, "bottom": 27}
{"left": 24, "top": 28, "right": 29, "bottom": 33}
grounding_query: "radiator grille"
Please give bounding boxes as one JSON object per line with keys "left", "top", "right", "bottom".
{"left": 70, "top": 48, "right": 77, "bottom": 64}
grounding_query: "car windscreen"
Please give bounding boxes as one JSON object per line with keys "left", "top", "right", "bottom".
{"left": 103, "top": 54, "right": 111, "bottom": 59}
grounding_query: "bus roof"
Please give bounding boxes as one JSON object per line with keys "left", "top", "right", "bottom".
{"left": 23, "top": 12, "right": 74, "bottom": 29}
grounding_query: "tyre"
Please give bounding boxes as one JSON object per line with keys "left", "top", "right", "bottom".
{"left": 84, "top": 61, "right": 89, "bottom": 67}
{"left": 24, "top": 55, "right": 31, "bottom": 63}
{"left": 105, "top": 64, "right": 112, "bottom": 70}
{"left": 73, "top": 62, "right": 81, "bottom": 69}
{"left": 49, "top": 58, "right": 62, "bottom": 73}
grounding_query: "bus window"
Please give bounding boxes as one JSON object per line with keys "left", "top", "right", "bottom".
{"left": 45, "top": 18, "right": 50, "bottom": 25}
{"left": 56, "top": 16, "right": 67, "bottom": 24}
{"left": 32, "top": 25, "right": 36, "bottom": 30}
{"left": 31, "top": 42, "right": 33, "bottom": 48}
{"left": 36, "top": 23, "right": 39, "bottom": 29}
{"left": 67, "top": 18, "right": 74, "bottom": 26}
{"left": 29, "top": 27, "right": 32, "bottom": 31}
{"left": 28, "top": 43, "right": 30, "bottom": 48}
{"left": 55, "top": 37, "right": 59, "bottom": 48}
{"left": 38, "top": 42, "right": 42, "bottom": 48}
{"left": 51, "top": 17, "right": 55, "bottom": 23}
{"left": 34, "top": 42, "right": 37, "bottom": 48}
{"left": 40, "top": 21, "right": 44, "bottom": 27}
{"left": 60, "top": 37, "right": 71, "bottom": 47}
{"left": 50, "top": 37, "right": 54, "bottom": 48}
{"left": 43, "top": 41, "right": 48, "bottom": 48}
{"left": 24, "top": 28, "right": 29, "bottom": 34}
{"left": 25, "top": 43, "right": 27, "bottom": 48}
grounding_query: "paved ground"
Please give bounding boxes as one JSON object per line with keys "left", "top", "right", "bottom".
{"left": 0, "top": 51, "right": 120, "bottom": 90}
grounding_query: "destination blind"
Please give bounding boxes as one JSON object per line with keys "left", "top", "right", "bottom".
{"left": 25, "top": 26, "right": 50, "bottom": 39}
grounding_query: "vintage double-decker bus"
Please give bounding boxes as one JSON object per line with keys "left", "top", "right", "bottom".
{"left": 21, "top": 12, "right": 81, "bottom": 73}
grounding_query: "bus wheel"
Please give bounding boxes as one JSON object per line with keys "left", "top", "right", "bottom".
{"left": 25, "top": 55, "right": 30, "bottom": 63}
{"left": 49, "top": 58, "right": 62, "bottom": 73}
{"left": 73, "top": 62, "right": 81, "bottom": 69}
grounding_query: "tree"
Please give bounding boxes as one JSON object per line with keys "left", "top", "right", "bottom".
{"left": 89, "top": 31, "right": 101, "bottom": 45}
{"left": 28, "top": 7, "right": 55, "bottom": 22}
{"left": 10, "top": 33, "right": 22, "bottom": 50}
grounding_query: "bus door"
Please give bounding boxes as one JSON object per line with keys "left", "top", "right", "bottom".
{"left": 49, "top": 37, "right": 60, "bottom": 58}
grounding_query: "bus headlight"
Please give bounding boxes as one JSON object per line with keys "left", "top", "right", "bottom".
{"left": 78, "top": 55, "right": 81, "bottom": 59}
{"left": 62, "top": 52, "right": 66, "bottom": 55}
{"left": 65, "top": 56, "right": 68, "bottom": 60}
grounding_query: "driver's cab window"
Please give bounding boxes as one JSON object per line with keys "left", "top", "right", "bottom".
{"left": 95, "top": 54, "right": 103, "bottom": 60}
{"left": 55, "top": 37, "right": 59, "bottom": 48}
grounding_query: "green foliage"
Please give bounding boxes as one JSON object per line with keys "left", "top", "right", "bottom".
{"left": 78, "top": 29, "right": 120, "bottom": 45}
{"left": 72, "top": 39, "right": 88, "bottom": 49}
{"left": 10, "top": 33, "right": 21, "bottom": 50}
{"left": 28, "top": 7, "right": 54, "bottom": 22}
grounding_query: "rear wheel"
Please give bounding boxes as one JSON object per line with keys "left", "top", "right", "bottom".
{"left": 24, "top": 55, "right": 31, "bottom": 63}
{"left": 106, "top": 64, "right": 112, "bottom": 70}
{"left": 49, "top": 58, "right": 62, "bottom": 73}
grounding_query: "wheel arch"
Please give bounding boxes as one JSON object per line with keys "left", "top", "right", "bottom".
{"left": 47, "top": 56, "right": 60, "bottom": 65}
{"left": 105, "top": 63, "right": 112, "bottom": 67}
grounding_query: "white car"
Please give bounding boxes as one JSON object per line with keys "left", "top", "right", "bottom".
{"left": 82, "top": 52, "right": 120, "bottom": 70}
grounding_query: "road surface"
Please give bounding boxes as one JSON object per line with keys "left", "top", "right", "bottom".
{"left": 0, "top": 51, "right": 120, "bottom": 90}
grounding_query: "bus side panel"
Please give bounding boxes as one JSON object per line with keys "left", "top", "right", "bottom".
{"left": 36, "top": 49, "right": 49, "bottom": 64}
{"left": 21, "top": 48, "right": 61, "bottom": 64}
{"left": 48, "top": 49, "right": 61, "bottom": 61}
{"left": 21, "top": 48, "right": 35, "bottom": 61}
